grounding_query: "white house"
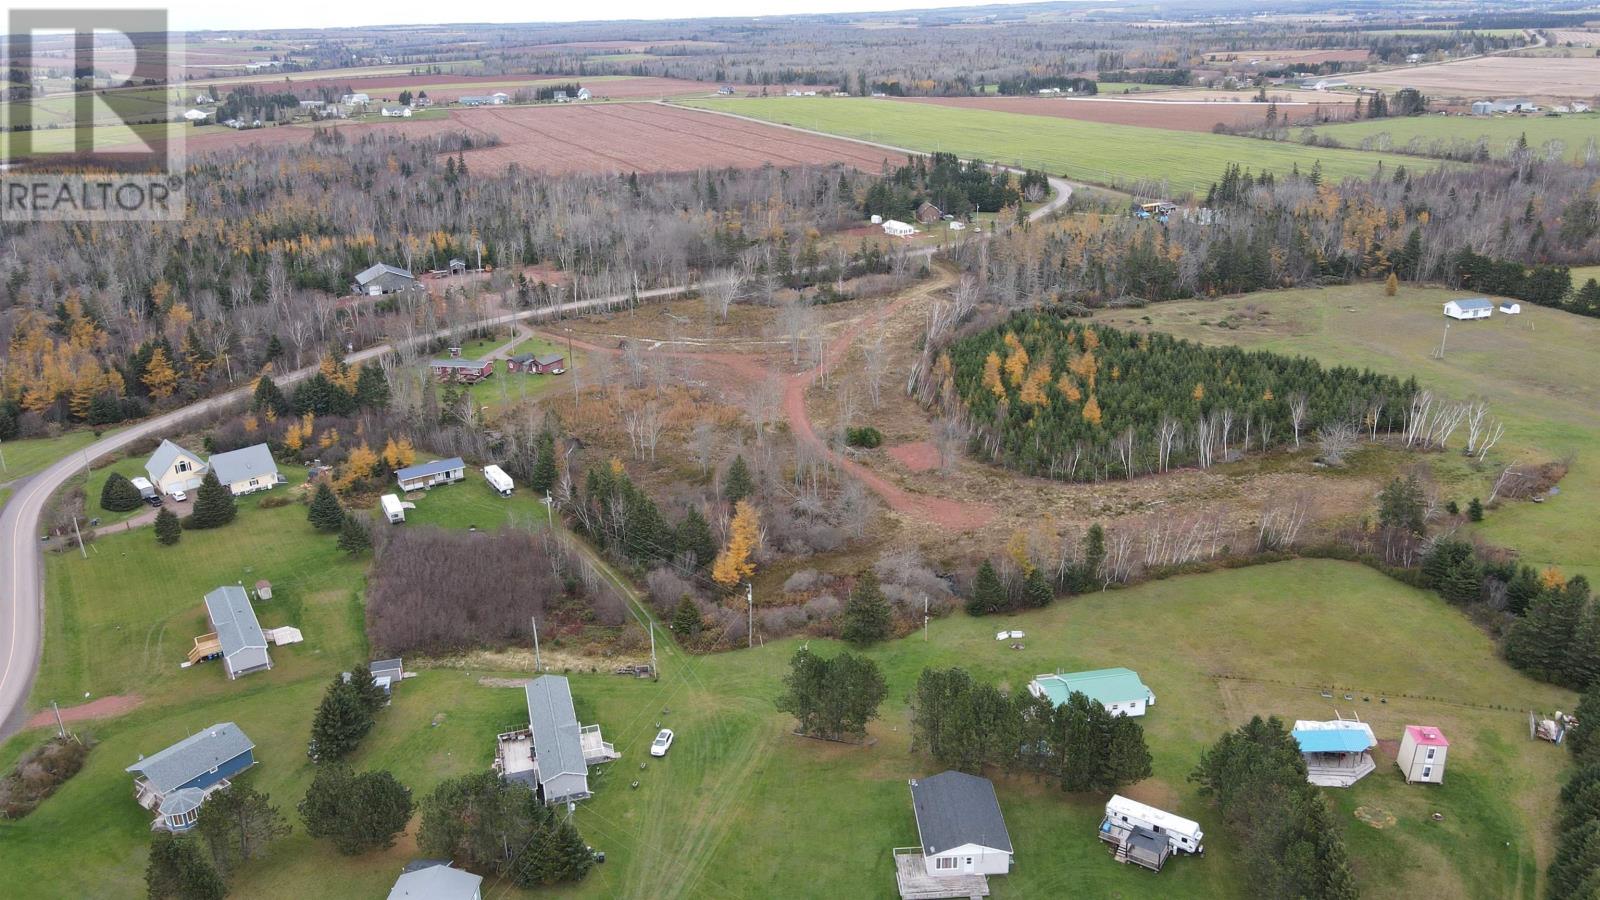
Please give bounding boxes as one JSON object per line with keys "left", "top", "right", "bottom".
{"left": 483, "top": 464, "right": 514, "bottom": 497}
{"left": 881, "top": 219, "right": 916, "bottom": 238}
{"left": 1444, "top": 297, "right": 1494, "bottom": 320}
{"left": 1098, "top": 795, "right": 1204, "bottom": 871}
{"left": 146, "top": 440, "right": 208, "bottom": 496}
{"left": 380, "top": 106, "right": 412, "bottom": 117}
{"left": 1498, "top": 301, "right": 1522, "bottom": 315}
{"left": 1292, "top": 717, "right": 1377, "bottom": 787}
{"left": 395, "top": 457, "right": 466, "bottom": 492}
{"left": 896, "top": 771, "right": 1013, "bottom": 896}
{"left": 208, "top": 443, "right": 280, "bottom": 496}
{"left": 380, "top": 493, "right": 415, "bottom": 523}
{"left": 1397, "top": 725, "right": 1448, "bottom": 784}
{"left": 1028, "top": 668, "right": 1155, "bottom": 718}
{"left": 576, "top": 87, "right": 591, "bottom": 100}
{"left": 182, "top": 109, "right": 210, "bottom": 122}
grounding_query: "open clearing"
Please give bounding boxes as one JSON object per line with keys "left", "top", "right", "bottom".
{"left": 684, "top": 96, "right": 1440, "bottom": 193}
{"left": 902, "top": 95, "right": 1348, "bottom": 132}
{"left": 1345, "top": 56, "right": 1600, "bottom": 97}
{"left": 1304, "top": 112, "right": 1600, "bottom": 162}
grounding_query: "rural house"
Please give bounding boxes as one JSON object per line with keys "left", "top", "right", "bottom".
{"left": 1098, "top": 795, "right": 1204, "bottom": 872}
{"left": 353, "top": 263, "right": 423, "bottom": 296}
{"left": 493, "top": 675, "right": 618, "bottom": 806}
{"left": 207, "top": 443, "right": 281, "bottom": 496}
{"left": 126, "top": 723, "right": 256, "bottom": 832}
{"left": 1444, "top": 297, "right": 1494, "bottom": 320}
{"left": 340, "top": 92, "right": 370, "bottom": 105}
{"left": 915, "top": 202, "right": 943, "bottom": 224}
{"left": 145, "top": 439, "right": 208, "bottom": 496}
{"left": 380, "top": 105, "right": 412, "bottom": 117}
{"left": 507, "top": 352, "right": 565, "bottom": 374}
{"left": 194, "top": 585, "right": 272, "bottom": 679}
{"left": 576, "top": 87, "right": 591, "bottom": 100}
{"left": 388, "top": 860, "right": 482, "bottom": 900}
{"left": 429, "top": 357, "right": 495, "bottom": 382}
{"left": 395, "top": 457, "right": 467, "bottom": 491}
{"left": 1028, "top": 667, "right": 1156, "bottom": 717}
{"left": 1396, "top": 725, "right": 1448, "bottom": 784}
{"left": 881, "top": 219, "right": 916, "bottom": 238}
{"left": 1292, "top": 717, "right": 1377, "bottom": 787}
{"left": 895, "top": 771, "right": 1013, "bottom": 899}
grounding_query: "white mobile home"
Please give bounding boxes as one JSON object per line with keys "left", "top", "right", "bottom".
{"left": 1444, "top": 297, "right": 1494, "bottom": 320}
{"left": 1099, "top": 794, "right": 1204, "bottom": 871}
{"left": 483, "top": 464, "right": 514, "bottom": 496}
{"left": 395, "top": 457, "right": 466, "bottom": 492}
{"left": 1396, "top": 725, "right": 1448, "bottom": 784}
{"left": 202, "top": 586, "right": 272, "bottom": 679}
{"left": 881, "top": 219, "right": 916, "bottom": 238}
{"left": 380, "top": 493, "right": 415, "bottom": 523}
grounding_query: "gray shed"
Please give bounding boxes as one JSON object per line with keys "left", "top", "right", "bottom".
{"left": 526, "top": 675, "right": 590, "bottom": 806}
{"left": 354, "top": 263, "right": 420, "bottom": 296}
{"left": 204, "top": 586, "right": 271, "bottom": 679}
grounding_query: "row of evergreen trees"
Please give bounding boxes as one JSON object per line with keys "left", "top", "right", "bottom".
{"left": 908, "top": 667, "right": 1153, "bottom": 794}
{"left": 575, "top": 463, "right": 718, "bottom": 571}
{"left": 1549, "top": 682, "right": 1600, "bottom": 896}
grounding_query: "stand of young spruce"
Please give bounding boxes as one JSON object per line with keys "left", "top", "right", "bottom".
{"left": 722, "top": 454, "right": 754, "bottom": 503}
{"left": 775, "top": 647, "right": 886, "bottom": 741}
{"left": 671, "top": 596, "right": 704, "bottom": 637}
{"left": 966, "top": 560, "right": 1005, "bottom": 616}
{"left": 193, "top": 783, "right": 290, "bottom": 880}
{"left": 154, "top": 508, "right": 182, "bottom": 545}
{"left": 419, "top": 772, "right": 593, "bottom": 887}
{"left": 298, "top": 764, "right": 413, "bottom": 855}
{"left": 337, "top": 515, "right": 371, "bottom": 555}
{"left": 187, "top": 472, "right": 236, "bottom": 529}
{"left": 99, "top": 472, "right": 143, "bottom": 512}
{"left": 841, "top": 572, "right": 892, "bottom": 646}
{"left": 307, "top": 482, "right": 346, "bottom": 533}
{"left": 308, "top": 666, "right": 388, "bottom": 762}
{"left": 146, "top": 832, "right": 226, "bottom": 900}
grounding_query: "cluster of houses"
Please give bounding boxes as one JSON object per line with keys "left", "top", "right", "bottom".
{"left": 1444, "top": 296, "right": 1521, "bottom": 320}
{"left": 427, "top": 347, "right": 565, "bottom": 384}
{"left": 146, "top": 440, "right": 282, "bottom": 499}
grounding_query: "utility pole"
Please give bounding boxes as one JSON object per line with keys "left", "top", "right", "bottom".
{"left": 531, "top": 615, "right": 542, "bottom": 672}
{"left": 923, "top": 593, "right": 929, "bottom": 642}
{"left": 71, "top": 515, "right": 87, "bottom": 559}
{"left": 0, "top": 438, "right": 7, "bottom": 473}
{"left": 567, "top": 328, "right": 577, "bottom": 406}
{"left": 51, "top": 701, "right": 65, "bottom": 737}
{"left": 1435, "top": 322, "right": 1450, "bottom": 359}
{"left": 649, "top": 621, "right": 657, "bottom": 675}
{"left": 746, "top": 582, "right": 754, "bottom": 649}
{"left": 542, "top": 492, "right": 554, "bottom": 531}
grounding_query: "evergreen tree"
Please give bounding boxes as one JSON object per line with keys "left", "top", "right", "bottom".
{"left": 506, "top": 808, "right": 594, "bottom": 887}
{"left": 299, "top": 764, "right": 412, "bottom": 856}
{"left": 100, "top": 472, "right": 143, "bottom": 512}
{"left": 155, "top": 508, "right": 182, "bottom": 546}
{"left": 1507, "top": 565, "right": 1542, "bottom": 616}
{"left": 966, "top": 560, "right": 1004, "bottom": 616}
{"left": 87, "top": 392, "right": 125, "bottom": 426}
{"left": 309, "top": 674, "right": 375, "bottom": 761}
{"left": 1023, "top": 567, "right": 1054, "bottom": 608}
{"left": 529, "top": 430, "right": 558, "bottom": 494}
{"left": 1468, "top": 497, "right": 1484, "bottom": 522}
{"left": 188, "top": 472, "right": 236, "bottom": 529}
{"left": 308, "top": 483, "right": 346, "bottom": 533}
{"left": 1378, "top": 475, "right": 1426, "bottom": 535}
{"left": 1102, "top": 715, "right": 1155, "bottom": 788}
{"left": 1076, "top": 524, "right": 1107, "bottom": 592}
{"left": 419, "top": 773, "right": 591, "bottom": 887}
{"left": 775, "top": 647, "right": 885, "bottom": 740}
{"left": 1506, "top": 579, "right": 1589, "bottom": 685}
{"left": 251, "top": 374, "right": 289, "bottom": 416}
{"left": 337, "top": 515, "right": 372, "bottom": 556}
{"left": 263, "top": 335, "right": 284, "bottom": 364}
{"left": 194, "top": 783, "right": 290, "bottom": 878}
{"left": 670, "top": 596, "right": 703, "bottom": 637}
{"left": 841, "top": 572, "right": 892, "bottom": 646}
{"left": 347, "top": 664, "right": 390, "bottom": 716}
{"left": 1573, "top": 685, "right": 1600, "bottom": 765}
{"left": 723, "top": 454, "right": 754, "bottom": 503}
{"left": 145, "top": 832, "right": 226, "bottom": 900}
{"left": 353, "top": 364, "right": 389, "bottom": 409}
{"left": 674, "top": 506, "right": 717, "bottom": 571}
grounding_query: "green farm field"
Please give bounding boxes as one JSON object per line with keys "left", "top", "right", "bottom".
{"left": 1305, "top": 112, "right": 1600, "bottom": 163}
{"left": 682, "top": 97, "right": 1443, "bottom": 193}
{"left": 1094, "top": 283, "right": 1600, "bottom": 583}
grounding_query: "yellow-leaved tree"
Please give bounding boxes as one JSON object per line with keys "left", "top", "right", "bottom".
{"left": 1082, "top": 394, "right": 1103, "bottom": 426}
{"left": 712, "top": 500, "right": 760, "bottom": 587}
{"left": 142, "top": 346, "right": 178, "bottom": 399}
{"left": 383, "top": 437, "right": 416, "bottom": 470}
{"left": 981, "top": 351, "right": 1005, "bottom": 399}
{"left": 339, "top": 443, "right": 380, "bottom": 491}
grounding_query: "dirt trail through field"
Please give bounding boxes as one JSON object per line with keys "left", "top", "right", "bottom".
{"left": 24, "top": 694, "right": 141, "bottom": 729}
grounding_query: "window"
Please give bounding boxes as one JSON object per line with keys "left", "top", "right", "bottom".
{"left": 249, "top": 479, "right": 259, "bottom": 487}
{"left": 1425, "top": 747, "right": 1436, "bottom": 761}
{"left": 1422, "top": 766, "right": 1432, "bottom": 779}
{"left": 935, "top": 857, "right": 957, "bottom": 870}
{"left": 210, "top": 766, "right": 218, "bottom": 774}
{"left": 177, "top": 461, "right": 190, "bottom": 473}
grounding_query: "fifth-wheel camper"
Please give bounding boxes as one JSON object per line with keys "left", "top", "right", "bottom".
{"left": 380, "top": 493, "right": 415, "bottom": 523}
{"left": 483, "top": 465, "right": 514, "bottom": 497}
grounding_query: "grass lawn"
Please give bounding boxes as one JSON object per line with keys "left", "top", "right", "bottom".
{"left": 1094, "top": 81, "right": 1180, "bottom": 94}
{"left": 1304, "top": 112, "right": 1600, "bottom": 163}
{"left": 0, "top": 430, "right": 105, "bottom": 482}
{"left": 0, "top": 559, "right": 1572, "bottom": 898}
{"left": 1572, "top": 265, "right": 1600, "bottom": 286}
{"left": 393, "top": 476, "right": 550, "bottom": 530}
{"left": 1093, "top": 283, "right": 1600, "bottom": 583}
{"left": 681, "top": 97, "right": 1444, "bottom": 193}
{"left": 463, "top": 335, "right": 581, "bottom": 414}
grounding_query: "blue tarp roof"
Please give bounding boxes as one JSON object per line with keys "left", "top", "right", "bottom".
{"left": 1292, "top": 727, "right": 1373, "bottom": 754}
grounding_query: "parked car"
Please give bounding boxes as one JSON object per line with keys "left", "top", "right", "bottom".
{"left": 170, "top": 490, "right": 188, "bottom": 502}
{"left": 649, "top": 728, "right": 675, "bottom": 757}
{"left": 145, "top": 494, "right": 164, "bottom": 507}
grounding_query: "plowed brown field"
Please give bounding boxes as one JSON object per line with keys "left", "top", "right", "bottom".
{"left": 901, "top": 95, "right": 1348, "bottom": 131}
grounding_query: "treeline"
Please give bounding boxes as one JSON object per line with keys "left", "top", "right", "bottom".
{"left": 995, "top": 76, "right": 1097, "bottom": 96}
{"left": 1098, "top": 69, "right": 1192, "bottom": 86}
{"left": 909, "top": 667, "right": 1152, "bottom": 793}
{"left": 1453, "top": 250, "right": 1579, "bottom": 314}
{"left": 862, "top": 152, "right": 1032, "bottom": 221}
{"left": 930, "top": 316, "right": 1412, "bottom": 481}
{"left": 1549, "top": 681, "right": 1600, "bottom": 895}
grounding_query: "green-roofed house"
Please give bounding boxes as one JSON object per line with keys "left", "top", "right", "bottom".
{"left": 1028, "top": 667, "right": 1155, "bottom": 718}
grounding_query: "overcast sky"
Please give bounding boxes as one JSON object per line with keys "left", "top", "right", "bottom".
{"left": 5, "top": 0, "right": 1062, "bottom": 32}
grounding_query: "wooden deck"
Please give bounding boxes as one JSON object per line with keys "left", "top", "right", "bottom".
{"left": 893, "top": 851, "right": 989, "bottom": 900}
{"left": 187, "top": 633, "right": 221, "bottom": 664}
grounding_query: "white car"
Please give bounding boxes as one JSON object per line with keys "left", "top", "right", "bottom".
{"left": 170, "top": 490, "right": 188, "bottom": 502}
{"left": 649, "top": 728, "right": 674, "bottom": 757}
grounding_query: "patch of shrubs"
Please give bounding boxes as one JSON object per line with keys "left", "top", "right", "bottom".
{"left": 844, "top": 426, "right": 882, "bottom": 449}
{"left": 0, "top": 735, "right": 92, "bottom": 819}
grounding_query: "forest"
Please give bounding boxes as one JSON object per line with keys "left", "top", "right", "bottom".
{"left": 931, "top": 315, "right": 1413, "bottom": 481}
{"left": 860, "top": 152, "right": 1041, "bottom": 221}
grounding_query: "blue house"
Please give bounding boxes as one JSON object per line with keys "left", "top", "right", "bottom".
{"left": 126, "top": 723, "right": 256, "bottom": 831}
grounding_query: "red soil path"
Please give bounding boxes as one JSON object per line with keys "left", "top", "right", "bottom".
{"left": 886, "top": 442, "right": 940, "bottom": 472}
{"left": 25, "top": 694, "right": 141, "bottom": 730}
{"left": 902, "top": 95, "right": 1346, "bottom": 132}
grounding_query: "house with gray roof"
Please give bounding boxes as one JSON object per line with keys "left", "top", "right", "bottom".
{"left": 388, "top": 861, "right": 483, "bottom": 900}
{"left": 208, "top": 443, "right": 281, "bottom": 496}
{"left": 395, "top": 457, "right": 466, "bottom": 491}
{"left": 494, "top": 675, "right": 618, "bottom": 806}
{"left": 204, "top": 585, "right": 271, "bottom": 679}
{"left": 895, "top": 771, "right": 1013, "bottom": 897}
{"left": 127, "top": 722, "right": 256, "bottom": 831}
{"left": 145, "top": 439, "right": 208, "bottom": 496}
{"left": 353, "top": 262, "right": 422, "bottom": 296}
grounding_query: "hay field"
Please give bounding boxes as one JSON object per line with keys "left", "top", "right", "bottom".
{"left": 1345, "top": 56, "right": 1600, "bottom": 97}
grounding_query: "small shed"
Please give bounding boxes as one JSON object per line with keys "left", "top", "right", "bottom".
{"left": 448, "top": 258, "right": 468, "bottom": 275}
{"left": 372, "top": 658, "right": 404, "bottom": 689}
{"left": 882, "top": 219, "right": 916, "bottom": 238}
{"left": 254, "top": 580, "right": 273, "bottom": 601}
{"left": 395, "top": 458, "right": 467, "bottom": 492}
{"left": 1397, "top": 725, "right": 1448, "bottom": 784}
{"left": 1498, "top": 301, "right": 1521, "bottom": 315}
{"left": 1444, "top": 297, "right": 1494, "bottom": 320}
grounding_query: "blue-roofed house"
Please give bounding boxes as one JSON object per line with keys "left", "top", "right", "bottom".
{"left": 127, "top": 723, "right": 256, "bottom": 831}
{"left": 208, "top": 443, "right": 281, "bottom": 496}
{"left": 200, "top": 585, "right": 272, "bottom": 679}
{"left": 1444, "top": 297, "right": 1494, "bottom": 320}
{"left": 1292, "top": 718, "right": 1377, "bottom": 787}
{"left": 395, "top": 457, "right": 467, "bottom": 492}
{"left": 1028, "top": 667, "right": 1156, "bottom": 717}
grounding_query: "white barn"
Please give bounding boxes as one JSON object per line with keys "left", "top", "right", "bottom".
{"left": 881, "top": 219, "right": 916, "bottom": 238}
{"left": 1397, "top": 725, "right": 1448, "bottom": 784}
{"left": 1444, "top": 297, "right": 1494, "bottom": 320}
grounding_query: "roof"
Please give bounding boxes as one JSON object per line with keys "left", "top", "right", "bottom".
{"left": 1291, "top": 720, "right": 1377, "bottom": 754}
{"left": 355, "top": 263, "right": 414, "bottom": 285}
{"left": 205, "top": 586, "right": 267, "bottom": 660}
{"left": 909, "top": 770, "right": 1013, "bottom": 856}
{"left": 146, "top": 439, "right": 205, "bottom": 481}
{"left": 395, "top": 457, "right": 466, "bottom": 481}
{"left": 372, "top": 658, "right": 403, "bottom": 677}
{"left": 1032, "top": 668, "right": 1152, "bottom": 707}
{"left": 1448, "top": 297, "right": 1494, "bottom": 310}
{"left": 387, "top": 862, "right": 483, "bottom": 900}
{"left": 1127, "top": 825, "right": 1169, "bottom": 857}
{"left": 526, "top": 675, "right": 587, "bottom": 784}
{"left": 209, "top": 443, "right": 277, "bottom": 485}
{"left": 508, "top": 353, "right": 535, "bottom": 364}
{"left": 430, "top": 358, "right": 490, "bottom": 369}
{"left": 126, "top": 722, "right": 255, "bottom": 793}
{"left": 533, "top": 354, "right": 563, "bottom": 366}
{"left": 1107, "top": 794, "right": 1200, "bottom": 835}
{"left": 158, "top": 787, "right": 208, "bottom": 817}
{"left": 1405, "top": 725, "right": 1449, "bottom": 747}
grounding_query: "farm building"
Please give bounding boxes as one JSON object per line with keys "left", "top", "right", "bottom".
{"left": 194, "top": 585, "right": 272, "bottom": 679}
{"left": 388, "top": 860, "right": 482, "bottom": 900}
{"left": 145, "top": 439, "right": 208, "bottom": 496}
{"left": 1028, "top": 668, "right": 1155, "bottom": 717}
{"left": 429, "top": 357, "right": 495, "bottom": 382}
{"left": 1397, "top": 725, "right": 1449, "bottom": 784}
{"left": 298, "top": 99, "right": 325, "bottom": 110}
{"left": 395, "top": 457, "right": 466, "bottom": 491}
{"left": 353, "top": 263, "right": 422, "bottom": 296}
{"left": 483, "top": 464, "right": 514, "bottom": 496}
{"left": 459, "top": 92, "right": 509, "bottom": 106}
{"left": 1499, "top": 301, "right": 1522, "bottom": 315}
{"left": 1444, "top": 297, "right": 1494, "bottom": 320}
{"left": 882, "top": 219, "right": 916, "bottom": 238}
{"left": 182, "top": 109, "right": 210, "bottom": 122}
{"left": 576, "top": 87, "right": 592, "bottom": 100}
{"left": 380, "top": 493, "right": 415, "bottom": 523}
{"left": 507, "top": 352, "right": 566, "bottom": 374}
{"left": 895, "top": 771, "right": 1013, "bottom": 899}
{"left": 208, "top": 443, "right": 280, "bottom": 496}
{"left": 1292, "top": 717, "right": 1377, "bottom": 787}
{"left": 126, "top": 723, "right": 256, "bottom": 832}
{"left": 1098, "top": 795, "right": 1204, "bottom": 872}
{"left": 493, "top": 675, "right": 618, "bottom": 806}
{"left": 340, "top": 92, "right": 370, "bottom": 105}
{"left": 915, "top": 202, "right": 943, "bottom": 224}
{"left": 1472, "top": 98, "right": 1539, "bottom": 115}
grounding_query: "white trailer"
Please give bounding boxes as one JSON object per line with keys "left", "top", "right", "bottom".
{"left": 380, "top": 493, "right": 414, "bottom": 523}
{"left": 1103, "top": 795, "right": 1204, "bottom": 854}
{"left": 483, "top": 464, "right": 514, "bottom": 497}
{"left": 130, "top": 476, "right": 157, "bottom": 500}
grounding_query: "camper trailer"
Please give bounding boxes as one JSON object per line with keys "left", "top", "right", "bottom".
{"left": 379, "top": 493, "right": 415, "bottom": 523}
{"left": 1099, "top": 795, "right": 1204, "bottom": 871}
{"left": 483, "top": 465, "right": 514, "bottom": 497}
